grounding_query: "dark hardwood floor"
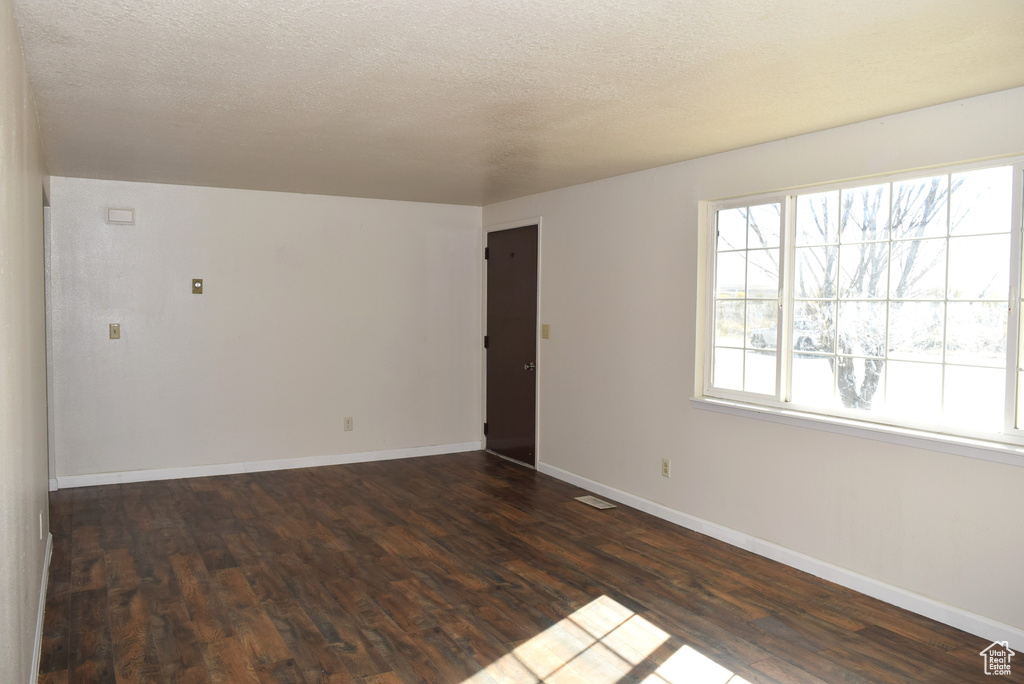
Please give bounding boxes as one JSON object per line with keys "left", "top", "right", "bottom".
{"left": 38, "top": 451, "right": 1009, "bottom": 683}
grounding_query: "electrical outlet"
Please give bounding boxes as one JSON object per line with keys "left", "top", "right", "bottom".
{"left": 661, "top": 458, "right": 671, "bottom": 478}
{"left": 344, "top": 417, "right": 353, "bottom": 432}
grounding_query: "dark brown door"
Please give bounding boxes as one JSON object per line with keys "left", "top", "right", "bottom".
{"left": 486, "top": 225, "right": 538, "bottom": 467}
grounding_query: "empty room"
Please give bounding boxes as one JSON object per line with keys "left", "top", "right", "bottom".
{"left": 3, "top": 0, "right": 1024, "bottom": 682}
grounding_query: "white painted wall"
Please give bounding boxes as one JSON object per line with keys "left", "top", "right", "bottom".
{"left": 484, "top": 87, "right": 1024, "bottom": 633}
{"left": 49, "top": 178, "right": 482, "bottom": 479}
{"left": 0, "top": 0, "right": 51, "bottom": 680}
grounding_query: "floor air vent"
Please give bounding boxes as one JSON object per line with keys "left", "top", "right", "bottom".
{"left": 575, "top": 495, "right": 617, "bottom": 509}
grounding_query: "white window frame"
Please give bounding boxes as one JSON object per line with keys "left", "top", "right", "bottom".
{"left": 699, "top": 158, "right": 1024, "bottom": 453}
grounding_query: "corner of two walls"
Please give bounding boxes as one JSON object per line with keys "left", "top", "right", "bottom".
{"left": 47, "top": 178, "right": 483, "bottom": 482}
{"left": 484, "top": 87, "right": 1024, "bottom": 635}
{"left": 1, "top": 0, "right": 52, "bottom": 680}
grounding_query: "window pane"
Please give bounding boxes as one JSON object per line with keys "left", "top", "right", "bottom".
{"left": 885, "top": 361, "right": 943, "bottom": 423}
{"left": 748, "top": 203, "right": 781, "bottom": 248}
{"left": 889, "top": 238, "right": 946, "bottom": 300}
{"left": 1019, "top": 303, "right": 1024, "bottom": 363}
{"left": 837, "top": 301, "right": 886, "bottom": 357}
{"left": 794, "top": 301, "right": 835, "bottom": 353}
{"left": 840, "top": 183, "right": 890, "bottom": 243}
{"left": 717, "top": 208, "right": 747, "bottom": 250}
{"left": 796, "top": 191, "right": 838, "bottom": 246}
{"left": 746, "top": 300, "right": 777, "bottom": 350}
{"left": 951, "top": 166, "right": 1013, "bottom": 236}
{"left": 836, "top": 357, "right": 885, "bottom": 410}
{"left": 795, "top": 246, "right": 838, "bottom": 299}
{"left": 713, "top": 347, "right": 743, "bottom": 390}
{"left": 746, "top": 249, "right": 779, "bottom": 297}
{"left": 892, "top": 175, "right": 947, "bottom": 240}
{"left": 715, "top": 251, "right": 745, "bottom": 298}
{"left": 946, "top": 302, "right": 1006, "bottom": 367}
{"left": 839, "top": 242, "right": 889, "bottom": 299}
{"left": 1018, "top": 371, "right": 1024, "bottom": 430}
{"left": 744, "top": 350, "right": 776, "bottom": 394}
{"left": 714, "top": 300, "right": 744, "bottom": 348}
{"left": 944, "top": 366, "right": 1003, "bottom": 432}
{"left": 791, "top": 353, "right": 835, "bottom": 406}
{"left": 712, "top": 199, "right": 784, "bottom": 399}
{"left": 888, "top": 302, "right": 944, "bottom": 361}
{"left": 947, "top": 234, "right": 1010, "bottom": 300}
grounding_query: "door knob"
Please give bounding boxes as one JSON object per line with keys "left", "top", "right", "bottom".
{"left": 524, "top": 362, "right": 536, "bottom": 371}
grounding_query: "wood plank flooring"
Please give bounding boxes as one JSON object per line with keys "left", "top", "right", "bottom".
{"left": 38, "top": 451, "right": 1010, "bottom": 683}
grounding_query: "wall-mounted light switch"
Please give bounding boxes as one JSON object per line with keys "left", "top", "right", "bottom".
{"left": 109, "top": 323, "right": 120, "bottom": 339}
{"left": 541, "top": 324, "right": 550, "bottom": 339}
{"left": 192, "top": 278, "right": 203, "bottom": 294}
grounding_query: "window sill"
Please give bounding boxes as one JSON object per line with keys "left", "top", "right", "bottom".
{"left": 691, "top": 396, "right": 1024, "bottom": 469}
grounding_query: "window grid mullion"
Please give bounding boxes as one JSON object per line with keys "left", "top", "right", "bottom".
{"left": 1005, "top": 164, "right": 1024, "bottom": 432}
{"left": 780, "top": 196, "right": 796, "bottom": 403}
{"left": 833, "top": 206, "right": 843, "bottom": 404}
{"left": 745, "top": 208, "right": 753, "bottom": 389}
{"left": 704, "top": 205, "right": 715, "bottom": 395}
{"left": 940, "top": 173, "right": 952, "bottom": 422}
{"left": 882, "top": 182, "right": 894, "bottom": 410}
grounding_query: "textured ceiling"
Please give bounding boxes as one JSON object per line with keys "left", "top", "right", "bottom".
{"left": 11, "top": 0, "right": 1024, "bottom": 206}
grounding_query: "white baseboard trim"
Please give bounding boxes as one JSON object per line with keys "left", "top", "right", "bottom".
{"left": 54, "top": 441, "right": 483, "bottom": 490}
{"left": 538, "top": 462, "right": 1024, "bottom": 650}
{"left": 30, "top": 532, "right": 53, "bottom": 684}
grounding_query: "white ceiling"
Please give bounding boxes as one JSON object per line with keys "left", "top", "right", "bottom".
{"left": 11, "top": 0, "right": 1024, "bottom": 206}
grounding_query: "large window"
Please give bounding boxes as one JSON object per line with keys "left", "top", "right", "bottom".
{"left": 703, "top": 162, "right": 1024, "bottom": 443}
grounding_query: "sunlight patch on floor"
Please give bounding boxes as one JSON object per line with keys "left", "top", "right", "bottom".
{"left": 462, "top": 595, "right": 751, "bottom": 683}
{"left": 644, "top": 645, "right": 749, "bottom": 684}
